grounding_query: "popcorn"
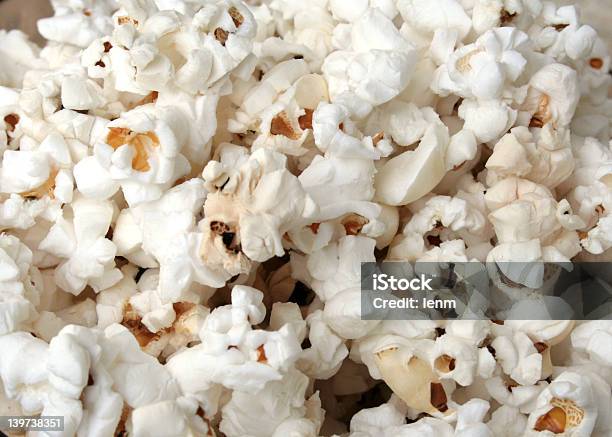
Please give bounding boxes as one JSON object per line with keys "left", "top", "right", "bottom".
{"left": 373, "top": 340, "right": 454, "bottom": 416}
{"left": 268, "top": 0, "right": 334, "bottom": 61}
{"left": 486, "top": 126, "right": 574, "bottom": 189}
{"left": 39, "top": 195, "right": 121, "bottom": 295}
{"left": 397, "top": 0, "right": 471, "bottom": 41}
{"left": 322, "top": 9, "right": 418, "bottom": 107}
{"left": 167, "top": 285, "right": 302, "bottom": 394}
{"left": 200, "top": 147, "right": 317, "bottom": 273}
{"left": 375, "top": 121, "right": 449, "bottom": 205}
{"left": 312, "top": 101, "right": 393, "bottom": 159}
{"left": 74, "top": 106, "right": 191, "bottom": 206}
{"left": 571, "top": 321, "right": 612, "bottom": 367}
{"left": 522, "top": 63, "right": 580, "bottom": 128}
{"left": 220, "top": 368, "right": 322, "bottom": 437}
{"left": 389, "top": 194, "right": 490, "bottom": 261}
{"left": 129, "top": 399, "right": 210, "bottom": 437}
{"left": 487, "top": 405, "right": 528, "bottom": 437}
{"left": 0, "top": 31, "right": 42, "bottom": 88}
{"left": 430, "top": 333, "right": 479, "bottom": 386}
{"left": 297, "top": 310, "right": 348, "bottom": 379}
{"left": 526, "top": 371, "right": 597, "bottom": 436}
{"left": 432, "top": 27, "right": 529, "bottom": 101}
{"left": 37, "top": 0, "right": 114, "bottom": 48}
{"left": 454, "top": 398, "right": 492, "bottom": 437}
{"left": 0, "top": 234, "right": 39, "bottom": 335}
{"left": 458, "top": 98, "right": 517, "bottom": 144}
{"left": 81, "top": 0, "right": 256, "bottom": 95}
{"left": 0, "top": 0, "right": 611, "bottom": 434}
{"left": 113, "top": 179, "right": 230, "bottom": 302}
{"left": 1, "top": 132, "right": 75, "bottom": 205}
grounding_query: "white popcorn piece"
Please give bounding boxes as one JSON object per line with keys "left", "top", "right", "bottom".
{"left": 432, "top": 27, "right": 529, "bottom": 101}
{"left": 372, "top": 338, "right": 455, "bottom": 416}
{"left": 220, "top": 368, "right": 322, "bottom": 437}
{"left": 37, "top": 0, "right": 113, "bottom": 48}
{"left": 129, "top": 399, "right": 209, "bottom": 437}
{"left": 522, "top": 63, "right": 580, "bottom": 128}
{"left": 389, "top": 194, "right": 490, "bottom": 261}
{"left": 0, "top": 31, "right": 42, "bottom": 88}
{"left": 486, "top": 126, "right": 574, "bottom": 189}
{"left": 0, "top": 234, "right": 39, "bottom": 335}
{"left": 397, "top": 0, "right": 471, "bottom": 41}
{"left": 322, "top": 8, "right": 418, "bottom": 107}
{"left": 459, "top": 99, "right": 517, "bottom": 144}
{"left": 297, "top": 310, "right": 348, "bottom": 379}
{"left": 74, "top": 106, "right": 191, "bottom": 207}
{"left": 491, "top": 331, "right": 544, "bottom": 386}
{"left": 571, "top": 321, "right": 612, "bottom": 367}
{"left": 200, "top": 147, "right": 317, "bottom": 274}
{"left": 487, "top": 405, "right": 528, "bottom": 437}
{"left": 454, "top": 398, "right": 492, "bottom": 437}
{"left": 230, "top": 62, "right": 328, "bottom": 157}
{"left": 167, "top": 285, "right": 302, "bottom": 395}
{"left": 430, "top": 334, "right": 479, "bottom": 387}
{"left": 525, "top": 371, "right": 597, "bottom": 436}
{"left": 114, "top": 179, "right": 231, "bottom": 302}
{"left": 485, "top": 376, "right": 546, "bottom": 414}
{"left": 312, "top": 101, "right": 392, "bottom": 159}
{"left": 375, "top": 121, "right": 449, "bottom": 206}
{"left": 39, "top": 195, "right": 121, "bottom": 295}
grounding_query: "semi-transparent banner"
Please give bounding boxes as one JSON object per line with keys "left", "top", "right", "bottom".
{"left": 360, "top": 262, "right": 612, "bottom": 320}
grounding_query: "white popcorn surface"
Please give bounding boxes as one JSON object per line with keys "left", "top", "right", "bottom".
{"left": 0, "top": 0, "right": 611, "bottom": 435}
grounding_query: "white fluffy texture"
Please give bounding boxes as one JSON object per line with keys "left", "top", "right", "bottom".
{"left": 322, "top": 8, "right": 418, "bottom": 107}
{"left": 0, "top": 235, "right": 38, "bottom": 335}
{"left": 432, "top": 27, "right": 530, "bottom": 101}
{"left": 129, "top": 399, "right": 210, "bottom": 437}
{"left": 486, "top": 126, "right": 574, "bottom": 189}
{"left": 80, "top": 0, "right": 256, "bottom": 95}
{"left": 39, "top": 195, "right": 121, "bottom": 295}
{"left": 74, "top": 106, "right": 191, "bottom": 207}
{"left": 525, "top": 371, "right": 599, "bottom": 437}
{"left": 0, "top": 0, "right": 611, "bottom": 435}
{"left": 220, "top": 368, "right": 322, "bottom": 437}
{"left": 113, "top": 179, "right": 231, "bottom": 303}
{"left": 200, "top": 146, "right": 317, "bottom": 273}
{"left": 167, "top": 285, "right": 302, "bottom": 395}
{"left": 0, "top": 31, "right": 43, "bottom": 88}
{"left": 375, "top": 120, "right": 449, "bottom": 205}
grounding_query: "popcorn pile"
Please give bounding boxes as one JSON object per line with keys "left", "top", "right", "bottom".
{"left": 0, "top": 0, "right": 611, "bottom": 435}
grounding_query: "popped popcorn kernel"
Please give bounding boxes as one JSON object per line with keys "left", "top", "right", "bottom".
{"left": 106, "top": 127, "right": 160, "bottom": 172}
